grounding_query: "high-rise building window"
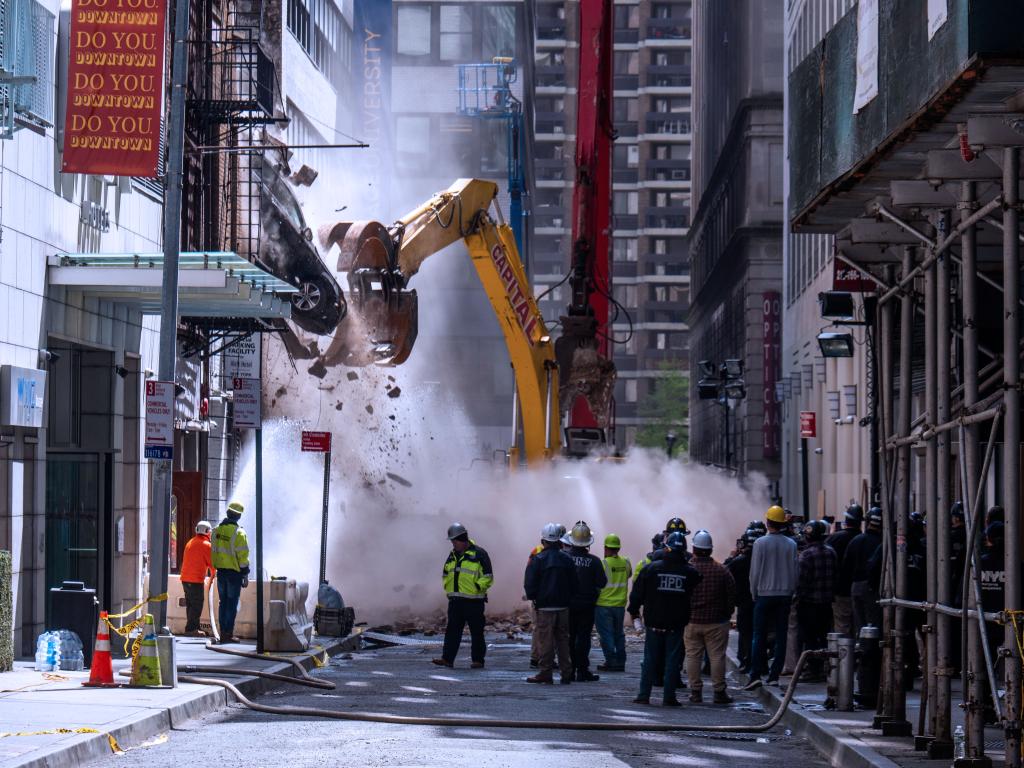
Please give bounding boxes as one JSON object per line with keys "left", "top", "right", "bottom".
{"left": 625, "top": 379, "right": 638, "bottom": 403}
{"left": 613, "top": 145, "right": 639, "bottom": 169}
{"left": 614, "top": 97, "right": 638, "bottom": 122}
{"left": 614, "top": 50, "right": 639, "bottom": 74}
{"left": 614, "top": 5, "right": 639, "bottom": 29}
{"left": 614, "top": 191, "right": 638, "bottom": 214}
{"left": 440, "top": 5, "right": 473, "bottom": 60}
{"left": 482, "top": 5, "right": 516, "bottom": 59}
{"left": 397, "top": 6, "right": 431, "bottom": 56}
{"left": 613, "top": 238, "right": 638, "bottom": 262}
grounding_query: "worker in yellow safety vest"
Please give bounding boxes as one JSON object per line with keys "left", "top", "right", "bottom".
{"left": 595, "top": 533, "right": 632, "bottom": 672}
{"left": 432, "top": 523, "right": 494, "bottom": 669}
{"left": 211, "top": 501, "right": 250, "bottom": 643}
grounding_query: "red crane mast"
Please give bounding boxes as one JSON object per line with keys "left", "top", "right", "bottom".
{"left": 555, "top": 0, "right": 617, "bottom": 437}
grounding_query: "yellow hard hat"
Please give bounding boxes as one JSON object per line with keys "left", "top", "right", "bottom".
{"left": 227, "top": 501, "right": 244, "bottom": 516}
{"left": 604, "top": 533, "right": 621, "bottom": 549}
{"left": 766, "top": 505, "right": 787, "bottom": 524}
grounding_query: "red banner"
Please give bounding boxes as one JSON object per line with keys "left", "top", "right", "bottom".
{"left": 62, "top": 0, "right": 166, "bottom": 177}
{"left": 762, "top": 291, "right": 781, "bottom": 458}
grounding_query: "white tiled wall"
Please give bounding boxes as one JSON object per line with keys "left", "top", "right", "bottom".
{"left": 0, "top": 66, "right": 164, "bottom": 652}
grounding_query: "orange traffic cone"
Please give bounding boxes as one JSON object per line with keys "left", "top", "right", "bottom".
{"left": 83, "top": 611, "right": 118, "bottom": 688}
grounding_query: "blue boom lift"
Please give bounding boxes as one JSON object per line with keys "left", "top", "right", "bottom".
{"left": 456, "top": 58, "right": 528, "bottom": 268}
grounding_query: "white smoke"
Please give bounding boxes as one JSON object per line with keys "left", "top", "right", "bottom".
{"left": 231, "top": 403, "right": 770, "bottom": 624}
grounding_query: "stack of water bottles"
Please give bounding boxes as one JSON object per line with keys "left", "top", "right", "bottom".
{"left": 34, "top": 630, "right": 85, "bottom": 671}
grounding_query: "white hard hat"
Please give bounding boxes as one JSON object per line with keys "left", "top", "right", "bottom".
{"left": 541, "top": 523, "right": 562, "bottom": 543}
{"left": 195, "top": 520, "right": 212, "bottom": 535}
{"left": 692, "top": 529, "right": 713, "bottom": 551}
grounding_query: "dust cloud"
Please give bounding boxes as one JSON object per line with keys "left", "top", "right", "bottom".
{"left": 231, "top": 403, "right": 770, "bottom": 624}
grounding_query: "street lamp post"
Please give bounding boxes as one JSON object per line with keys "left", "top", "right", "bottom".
{"left": 697, "top": 359, "right": 747, "bottom": 472}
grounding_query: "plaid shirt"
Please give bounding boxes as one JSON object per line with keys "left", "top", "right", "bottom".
{"left": 688, "top": 555, "right": 736, "bottom": 624}
{"left": 798, "top": 542, "right": 838, "bottom": 604}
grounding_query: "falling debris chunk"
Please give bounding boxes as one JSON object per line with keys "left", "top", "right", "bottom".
{"left": 275, "top": 385, "right": 288, "bottom": 398}
{"left": 335, "top": 402, "right": 344, "bottom": 411}
{"left": 308, "top": 360, "right": 328, "bottom": 379}
{"left": 290, "top": 164, "right": 319, "bottom": 187}
{"left": 347, "top": 371, "right": 359, "bottom": 381}
{"left": 365, "top": 404, "right": 374, "bottom": 415}
{"left": 386, "top": 472, "right": 412, "bottom": 488}
{"left": 387, "top": 375, "right": 396, "bottom": 382}
{"left": 387, "top": 386, "right": 402, "bottom": 399}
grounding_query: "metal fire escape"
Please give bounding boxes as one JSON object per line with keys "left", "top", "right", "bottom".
{"left": 185, "top": 0, "right": 276, "bottom": 262}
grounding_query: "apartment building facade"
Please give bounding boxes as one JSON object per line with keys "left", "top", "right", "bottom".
{"left": 686, "top": 0, "right": 784, "bottom": 481}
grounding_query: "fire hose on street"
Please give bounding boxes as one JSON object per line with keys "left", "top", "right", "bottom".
{"left": 178, "top": 644, "right": 834, "bottom": 733}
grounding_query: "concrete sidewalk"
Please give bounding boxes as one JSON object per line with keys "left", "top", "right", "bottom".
{"left": 0, "top": 633, "right": 360, "bottom": 768}
{"left": 727, "top": 647, "right": 1007, "bottom": 767}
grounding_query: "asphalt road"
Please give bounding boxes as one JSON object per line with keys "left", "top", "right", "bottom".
{"left": 87, "top": 635, "right": 830, "bottom": 768}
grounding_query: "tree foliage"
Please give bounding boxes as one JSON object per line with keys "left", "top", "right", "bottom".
{"left": 634, "top": 362, "right": 689, "bottom": 455}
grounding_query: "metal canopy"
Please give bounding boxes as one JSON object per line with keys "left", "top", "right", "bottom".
{"left": 794, "top": 64, "right": 1024, "bottom": 231}
{"left": 47, "top": 250, "right": 295, "bottom": 320}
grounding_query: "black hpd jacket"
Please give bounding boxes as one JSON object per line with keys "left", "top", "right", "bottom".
{"left": 725, "top": 552, "right": 753, "bottom": 609}
{"left": 568, "top": 547, "right": 607, "bottom": 608}
{"left": 842, "top": 529, "right": 881, "bottom": 585}
{"left": 627, "top": 550, "right": 702, "bottom": 631}
{"left": 524, "top": 546, "right": 577, "bottom": 610}
{"left": 826, "top": 526, "right": 861, "bottom": 596}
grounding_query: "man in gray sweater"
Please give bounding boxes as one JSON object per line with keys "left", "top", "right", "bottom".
{"left": 743, "top": 505, "right": 798, "bottom": 690}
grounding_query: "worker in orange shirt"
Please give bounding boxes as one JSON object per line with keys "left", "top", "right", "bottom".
{"left": 180, "top": 521, "right": 216, "bottom": 636}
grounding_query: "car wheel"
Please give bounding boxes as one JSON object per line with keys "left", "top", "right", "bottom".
{"left": 293, "top": 280, "right": 324, "bottom": 312}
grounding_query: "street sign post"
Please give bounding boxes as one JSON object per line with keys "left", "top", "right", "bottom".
{"left": 302, "top": 431, "right": 333, "bottom": 586}
{"left": 800, "top": 411, "right": 817, "bottom": 438}
{"left": 144, "top": 381, "right": 175, "bottom": 460}
{"left": 232, "top": 377, "right": 264, "bottom": 652}
{"left": 799, "top": 411, "right": 817, "bottom": 519}
{"left": 232, "top": 378, "right": 261, "bottom": 429}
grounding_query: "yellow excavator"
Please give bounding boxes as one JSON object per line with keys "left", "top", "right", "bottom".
{"left": 315, "top": 179, "right": 614, "bottom": 465}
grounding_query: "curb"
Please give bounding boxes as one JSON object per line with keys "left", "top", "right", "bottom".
{"left": 3, "top": 632, "right": 362, "bottom": 768}
{"left": 727, "top": 651, "right": 901, "bottom": 768}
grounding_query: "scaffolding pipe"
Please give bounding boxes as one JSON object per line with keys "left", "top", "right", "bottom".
{"left": 887, "top": 246, "right": 914, "bottom": 730}
{"left": 982, "top": 214, "right": 1024, "bottom": 244}
{"left": 878, "top": 598, "right": 1000, "bottom": 624}
{"left": 876, "top": 263, "right": 897, "bottom": 724}
{"left": 958, "top": 415, "right": 1004, "bottom": 723}
{"left": 837, "top": 251, "right": 1000, "bottom": 359}
{"left": 1002, "top": 146, "right": 1022, "bottom": 768}
{"left": 948, "top": 251, "right": 1024, "bottom": 307}
{"left": 933, "top": 234, "right": 954, "bottom": 757}
{"left": 924, "top": 248, "right": 939, "bottom": 740}
{"left": 875, "top": 197, "right": 1004, "bottom": 306}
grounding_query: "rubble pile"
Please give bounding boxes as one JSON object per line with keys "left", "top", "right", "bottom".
{"left": 369, "top": 609, "right": 535, "bottom": 639}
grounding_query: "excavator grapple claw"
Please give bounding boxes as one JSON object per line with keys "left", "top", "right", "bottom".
{"left": 319, "top": 220, "right": 419, "bottom": 367}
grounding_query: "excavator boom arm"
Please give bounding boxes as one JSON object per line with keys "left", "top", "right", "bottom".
{"left": 322, "top": 179, "right": 560, "bottom": 464}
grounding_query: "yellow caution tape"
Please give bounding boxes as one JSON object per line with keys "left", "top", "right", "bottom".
{"left": 0, "top": 727, "right": 126, "bottom": 755}
{"left": 0, "top": 727, "right": 101, "bottom": 739}
{"left": 105, "top": 593, "right": 168, "bottom": 621}
{"left": 101, "top": 593, "right": 167, "bottom": 659}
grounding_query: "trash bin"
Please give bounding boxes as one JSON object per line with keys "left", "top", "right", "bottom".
{"left": 47, "top": 581, "right": 99, "bottom": 666}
